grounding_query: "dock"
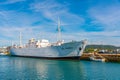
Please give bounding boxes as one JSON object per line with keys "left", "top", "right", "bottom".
{"left": 81, "top": 53, "right": 120, "bottom": 62}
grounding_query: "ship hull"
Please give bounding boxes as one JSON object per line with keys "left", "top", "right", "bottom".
{"left": 11, "top": 55, "right": 81, "bottom": 60}
{"left": 10, "top": 41, "right": 86, "bottom": 59}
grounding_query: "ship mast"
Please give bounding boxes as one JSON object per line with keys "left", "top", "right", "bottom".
{"left": 57, "top": 17, "right": 62, "bottom": 41}
{"left": 19, "top": 32, "right": 22, "bottom": 47}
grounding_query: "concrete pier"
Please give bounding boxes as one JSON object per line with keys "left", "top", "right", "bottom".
{"left": 81, "top": 53, "right": 120, "bottom": 62}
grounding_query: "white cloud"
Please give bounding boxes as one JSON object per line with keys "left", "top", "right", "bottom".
{"left": 88, "top": 3, "right": 120, "bottom": 31}
{"left": 70, "top": 31, "right": 120, "bottom": 46}
{"left": 86, "top": 2, "right": 120, "bottom": 46}
{"left": 30, "top": 0, "right": 84, "bottom": 25}
{"left": 0, "top": 0, "right": 26, "bottom": 4}
{"left": 0, "top": 10, "right": 43, "bottom": 27}
{"left": 0, "top": 26, "right": 120, "bottom": 46}
{"left": 86, "top": 1, "right": 120, "bottom": 46}
{"left": 0, "top": 0, "right": 85, "bottom": 45}
{"left": 0, "top": 0, "right": 120, "bottom": 46}
{"left": 30, "top": 0, "right": 67, "bottom": 20}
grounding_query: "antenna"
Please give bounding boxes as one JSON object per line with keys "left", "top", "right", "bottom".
{"left": 11, "top": 41, "right": 13, "bottom": 46}
{"left": 57, "top": 17, "right": 62, "bottom": 41}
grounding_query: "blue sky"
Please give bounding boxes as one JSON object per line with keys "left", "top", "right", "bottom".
{"left": 0, "top": 0, "right": 120, "bottom": 46}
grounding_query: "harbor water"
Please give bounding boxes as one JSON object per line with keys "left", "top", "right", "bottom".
{"left": 0, "top": 56, "right": 120, "bottom": 80}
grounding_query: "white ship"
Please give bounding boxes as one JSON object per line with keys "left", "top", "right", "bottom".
{"left": 10, "top": 18, "right": 87, "bottom": 59}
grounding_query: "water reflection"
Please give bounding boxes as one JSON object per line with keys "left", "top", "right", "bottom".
{"left": 1, "top": 56, "right": 120, "bottom": 80}
{"left": 0, "top": 56, "right": 85, "bottom": 80}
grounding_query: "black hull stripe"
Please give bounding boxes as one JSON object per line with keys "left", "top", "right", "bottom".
{"left": 11, "top": 55, "right": 81, "bottom": 60}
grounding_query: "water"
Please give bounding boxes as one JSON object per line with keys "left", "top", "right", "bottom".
{"left": 0, "top": 56, "right": 120, "bottom": 80}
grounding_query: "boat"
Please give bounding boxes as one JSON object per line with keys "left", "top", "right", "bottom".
{"left": 0, "top": 52, "right": 7, "bottom": 56}
{"left": 10, "top": 18, "right": 87, "bottom": 59}
{"left": 89, "top": 53, "right": 106, "bottom": 62}
{"left": 89, "top": 56, "right": 105, "bottom": 62}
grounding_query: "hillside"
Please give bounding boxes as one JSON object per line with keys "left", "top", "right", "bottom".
{"left": 85, "top": 45, "right": 120, "bottom": 50}
{"left": 84, "top": 45, "right": 120, "bottom": 53}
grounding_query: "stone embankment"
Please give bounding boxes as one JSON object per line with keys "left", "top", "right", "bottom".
{"left": 81, "top": 53, "right": 120, "bottom": 62}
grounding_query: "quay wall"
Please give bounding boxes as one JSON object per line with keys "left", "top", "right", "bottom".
{"left": 81, "top": 53, "right": 120, "bottom": 62}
